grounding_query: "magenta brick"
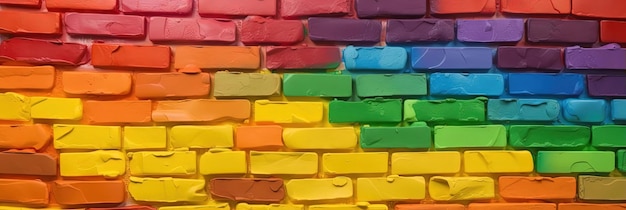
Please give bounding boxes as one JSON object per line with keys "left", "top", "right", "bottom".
{"left": 265, "top": 47, "right": 341, "bottom": 69}
{"left": 281, "top": 0, "right": 350, "bottom": 18}
{"left": 198, "top": 0, "right": 277, "bottom": 17}
{"left": 64, "top": 13, "right": 145, "bottom": 38}
{"left": 120, "top": 0, "right": 193, "bottom": 15}
{"left": 356, "top": 0, "right": 426, "bottom": 18}
{"left": 386, "top": 19, "right": 454, "bottom": 43}
{"left": 308, "top": 17, "right": 381, "bottom": 44}
{"left": 241, "top": 16, "right": 304, "bottom": 45}
{"left": 148, "top": 17, "right": 236, "bottom": 43}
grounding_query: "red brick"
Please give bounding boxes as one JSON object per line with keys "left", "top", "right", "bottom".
{"left": 65, "top": 13, "right": 145, "bottom": 38}
{"left": 430, "top": 0, "right": 496, "bottom": 15}
{"left": 0, "top": 0, "right": 39, "bottom": 6}
{"left": 46, "top": 0, "right": 117, "bottom": 11}
{"left": 120, "top": 0, "right": 193, "bottom": 15}
{"left": 559, "top": 203, "right": 626, "bottom": 210}
{"left": 468, "top": 203, "right": 555, "bottom": 210}
{"left": 573, "top": 0, "right": 626, "bottom": 19}
{"left": 149, "top": 17, "right": 236, "bottom": 43}
{"left": 241, "top": 16, "right": 304, "bottom": 45}
{"left": 0, "top": 38, "right": 89, "bottom": 65}
{"left": 601, "top": 21, "right": 626, "bottom": 43}
{"left": 198, "top": 0, "right": 277, "bottom": 17}
{"left": 280, "top": 0, "right": 351, "bottom": 18}
{"left": 395, "top": 204, "right": 466, "bottom": 210}
{"left": 91, "top": 43, "right": 171, "bottom": 69}
{"left": 0, "top": 11, "right": 60, "bottom": 35}
{"left": 0, "top": 179, "right": 49, "bottom": 206}
{"left": 265, "top": 46, "right": 341, "bottom": 69}
{"left": 501, "top": 0, "right": 571, "bottom": 14}
{"left": 83, "top": 100, "right": 152, "bottom": 124}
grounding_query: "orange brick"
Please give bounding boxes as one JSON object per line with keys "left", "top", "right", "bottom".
{"left": 0, "top": 0, "right": 39, "bottom": 6}
{"left": 91, "top": 43, "right": 171, "bottom": 69}
{"left": 0, "top": 179, "right": 49, "bottom": 206}
{"left": 0, "top": 66, "right": 55, "bottom": 89}
{"left": 468, "top": 203, "right": 555, "bottom": 210}
{"left": 62, "top": 72, "right": 132, "bottom": 95}
{"left": 601, "top": 21, "right": 626, "bottom": 43}
{"left": 499, "top": 176, "right": 576, "bottom": 200}
{"left": 83, "top": 100, "right": 152, "bottom": 124}
{"left": 174, "top": 46, "right": 260, "bottom": 69}
{"left": 52, "top": 180, "right": 126, "bottom": 205}
{"left": 559, "top": 203, "right": 626, "bottom": 210}
{"left": 46, "top": 0, "right": 117, "bottom": 11}
{"left": 134, "top": 73, "right": 211, "bottom": 99}
{"left": 0, "top": 11, "right": 60, "bottom": 35}
{"left": 152, "top": 99, "right": 250, "bottom": 122}
{"left": 501, "top": 0, "right": 571, "bottom": 14}
{"left": 0, "top": 124, "right": 51, "bottom": 150}
{"left": 573, "top": 0, "right": 626, "bottom": 19}
{"left": 235, "top": 125, "right": 283, "bottom": 150}
{"left": 430, "top": 0, "right": 496, "bottom": 15}
{"left": 395, "top": 204, "right": 466, "bottom": 210}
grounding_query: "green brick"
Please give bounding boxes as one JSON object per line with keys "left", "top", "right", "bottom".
{"left": 355, "top": 74, "right": 427, "bottom": 97}
{"left": 592, "top": 125, "right": 626, "bottom": 147}
{"left": 433, "top": 125, "right": 506, "bottom": 149}
{"left": 618, "top": 150, "right": 626, "bottom": 172}
{"left": 283, "top": 73, "right": 352, "bottom": 97}
{"left": 360, "top": 123, "right": 431, "bottom": 149}
{"left": 329, "top": 98, "right": 402, "bottom": 123}
{"left": 404, "top": 98, "right": 486, "bottom": 123}
{"left": 536, "top": 151, "right": 615, "bottom": 173}
{"left": 509, "top": 125, "right": 590, "bottom": 148}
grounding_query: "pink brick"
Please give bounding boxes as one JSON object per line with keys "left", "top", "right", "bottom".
{"left": 65, "top": 13, "right": 145, "bottom": 38}
{"left": 120, "top": 0, "right": 193, "bottom": 15}
{"left": 149, "top": 17, "right": 236, "bottom": 43}
{"left": 241, "top": 16, "right": 304, "bottom": 45}
{"left": 198, "top": 0, "right": 277, "bottom": 17}
{"left": 281, "top": 0, "right": 351, "bottom": 18}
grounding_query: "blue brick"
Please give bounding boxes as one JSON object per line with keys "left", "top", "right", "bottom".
{"left": 488, "top": 99, "right": 560, "bottom": 121}
{"left": 343, "top": 46, "right": 407, "bottom": 70}
{"left": 508, "top": 73, "right": 584, "bottom": 96}
{"left": 612, "top": 100, "right": 626, "bottom": 121}
{"left": 411, "top": 47, "right": 492, "bottom": 70}
{"left": 563, "top": 99, "right": 607, "bottom": 123}
{"left": 429, "top": 73, "right": 503, "bottom": 96}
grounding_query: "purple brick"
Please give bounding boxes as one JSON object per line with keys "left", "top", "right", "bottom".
{"left": 497, "top": 47, "right": 564, "bottom": 70}
{"left": 566, "top": 43, "right": 626, "bottom": 70}
{"left": 527, "top": 18, "right": 598, "bottom": 43}
{"left": 386, "top": 19, "right": 454, "bottom": 43}
{"left": 587, "top": 75, "right": 626, "bottom": 97}
{"left": 356, "top": 0, "right": 426, "bottom": 18}
{"left": 308, "top": 17, "right": 381, "bottom": 44}
{"left": 457, "top": 19, "right": 524, "bottom": 42}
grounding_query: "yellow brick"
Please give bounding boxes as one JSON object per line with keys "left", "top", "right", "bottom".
{"left": 429, "top": 176, "right": 495, "bottom": 201}
{"left": 53, "top": 124, "right": 121, "bottom": 149}
{"left": 30, "top": 97, "right": 82, "bottom": 120}
{"left": 323, "top": 152, "right": 388, "bottom": 175}
{"left": 285, "top": 177, "right": 353, "bottom": 202}
{"left": 356, "top": 175, "right": 426, "bottom": 202}
{"left": 254, "top": 100, "right": 323, "bottom": 124}
{"left": 308, "top": 205, "right": 388, "bottom": 210}
{"left": 235, "top": 203, "right": 304, "bottom": 210}
{"left": 170, "top": 125, "right": 233, "bottom": 149}
{"left": 60, "top": 150, "right": 126, "bottom": 178}
{"left": 159, "top": 204, "right": 230, "bottom": 210}
{"left": 250, "top": 151, "right": 318, "bottom": 176}
{"left": 391, "top": 152, "right": 461, "bottom": 175}
{"left": 284, "top": 127, "right": 357, "bottom": 150}
{"left": 128, "top": 177, "right": 208, "bottom": 202}
{"left": 129, "top": 151, "right": 196, "bottom": 176}
{"left": 199, "top": 149, "right": 247, "bottom": 175}
{"left": 124, "top": 126, "right": 167, "bottom": 150}
{"left": 464, "top": 151, "right": 534, "bottom": 174}
{"left": 0, "top": 92, "right": 30, "bottom": 121}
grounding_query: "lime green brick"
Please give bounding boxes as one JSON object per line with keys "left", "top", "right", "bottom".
{"left": 283, "top": 73, "right": 352, "bottom": 97}
{"left": 509, "top": 125, "right": 590, "bottom": 148}
{"left": 536, "top": 151, "right": 615, "bottom": 173}
{"left": 434, "top": 125, "right": 506, "bottom": 149}
{"left": 592, "top": 125, "right": 626, "bottom": 147}
{"left": 404, "top": 98, "right": 486, "bottom": 123}
{"left": 329, "top": 98, "right": 402, "bottom": 123}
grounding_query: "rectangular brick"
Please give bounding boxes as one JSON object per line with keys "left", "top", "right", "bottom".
{"left": 356, "top": 74, "right": 427, "bottom": 97}
{"left": 124, "top": 126, "right": 167, "bottom": 150}
{"left": 619, "top": 149, "right": 626, "bottom": 172}
{"left": 286, "top": 177, "right": 353, "bottom": 202}
{"left": 430, "top": 73, "right": 504, "bottom": 96}
{"left": 497, "top": 47, "right": 564, "bottom": 70}
{"left": 501, "top": 0, "right": 571, "bottom": 14}
{"left": 149, "top": 17, "right": 236, "bottom": 43}
{"left": 508, "top": 73, "right": 584, "bottom": 96}
{"left": 235, "top": 204, "right": 299, "bottom": 210}
{"left": 559, "top": 203, "right": 626, "bottom": 210}
{"left": 83, "top": 100, "right": 152, "bottom": 124}
{"left": 170, "top": 125, "right": 233, "bottom": 148}
{"left": 129, "top": 151, "right": 196, "bottom": 176}
{"left": 357, "top": 176, "right": 426, "bottom": 202}
{"left": 280, "top": 0, "right": 350, "bottom": 18}
{"left": 311, "top": 204, "right": 387, "bottom": 210}
{"left": 323, "top": 152, "right": 388, "bottom": 175}
{"left": 128, "top": 177, "right": 207, "bottom": 202}
{"left": 509, "top": 125, "right": 590, "bottom": 148}
{"left": 0, "top": 11, "right": 60, "bottom": 34}
{"left": 587, "top": 75, "right": 626, "bottom": 97}
{"left": 464, "top": 151, "right": 533, "bottom": 173}
{"left": 235, "top": 125, "right": 283, "bottom": 150}
{"left": 121, "top": 0, "right": 193, "bottom": 15}
{"left": 198, "top": 0, "right": 276, "bottom": 16}
{"left": 566, "top": 44, "right": 626, "bottom": 69}
{"left": 0, "top": 0, "right": 39, "bottom": 6}
{"left": 283, "top": 127, "right": 357, "bottom": 150}
{"left": 214, "top": 72, "right": 281, "bottom": 97}
{"left": 386, "top": 19, "right": 454, "bottom": 43}
{"left": 30, "top": 97, "right": 82, "bottom": 120}
{"left": 429, "top": 176, "right": 494, "bottom": 201}
{"left": 562, "top": 99, "right": 606, "bottom": 123}
{"left": 283, "top": 73, "right": 352, "bottom": 97}
{"left": 404, "top": 98, "right": 486, "bottom": 122}
{"left": 210, "top": 178, "right": 284, "bottom": 202}
{"left": 430, "top": 0, "right": 496, "bottom": 15}
{"left": 0, "top": 152, "right": 56, "bottom": 176}
{"left": 134, "top": 73, "right": 210, "bottom": 99}
{"left": 356, "top": 0, "right": 426, "bottom": 18}
{"left": 153, "top": 99, "right": 250, "bottom": 122}
{"left": 250, "top": 152, "right": 318, "bottom": 176}
{"left": 0, "top": 179, "right": 48, "bottom": 206}
{"left": 60, "top": 150, "right": 126, "bottom": 178}
{"left": 498, "top": 176, "right": 577, "bottom": 200}
{"left": 536, "top": 151, "right": 615, "bottom": 173}
{"left": 46, "top": 0, "right": 117, "bottom": 11}
{"left": 601, "top": 20, "right": 626, "bottom": 43}
{"left": 579, "top": 176, "right": 626, "bottom": 201}
{"left": 613, "top": 100, "right": 626, "bottom": 121}
{"left": 573, "top": 0, "right": 626, "bottom": 19}
{"left": 527, "top": 18, "right": 598, "bottom": 43}
{"left": 308, "top": 18, "right": 381, "bottom": 44}
{"left": 411, "top": 47, "right": 492, "bottom": 70}
{"left": 468, "top": 203, "right": 556, "bottom": 210}
{"left": 360, "top": 124, "right": 431, "bottom": 149}
{"left": 0, "top": 124, "right": 51, "bottom": 150}
{"left": 254, "top": 100, "right": 323, "bottom": 124}
{"left": 265, "top": 46, "right": 341, "bottom": 70}
{"left": 0, "top": 38, "right": 89, "bottom": 65}
{"left": 434, "top": 125, "right": 507, "bottom": 148}
{"left": 175, "top": 46, "right": 260, "bottom": 69}
{"left": 593, "top": 125, "right": 626, "bottom": 147}
{"left": 457, "top": 19, "right": 524, "bottom": 42}
{"left": 395, "top": 204, "right": 465, "bottom": 210}
{"left": 488, "top": 99, "right": 560, "bottom": 121}
{"left": 329, "top": 99, "right": 402, "bottom": 123}
{"left": 52, "top": 181, "right": 125, "bottom": 205}
{"left": 89, "top": 206, "right": 157, "bottom": 210}
{"left": 392, "top": 152, "right": 461, "bottom": 175}
{"left": 241, "top": 16, "right": 303, "bottom": 45}
{"left": 92, "top": 43, "right": 170, "bottom": 69}
{"left": 199, "top": 149, "right": 246, "bottom": 175}
{"left": 0, "top": 92, "right": 30, "bottom": 121}
{"left": 53, "top": 124, "right": 121, "bottom": 149}
{"left": 65, "top": 13, "right": 144, "bottom": 38}
{"left": 0, "top": 66, "right": 54, "bottom": 89}
{"left": 62, "top": 72, "right": 132, "bottom": 95}
{"left": 343, "top": 46, "right": 407, "bottom": 70}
